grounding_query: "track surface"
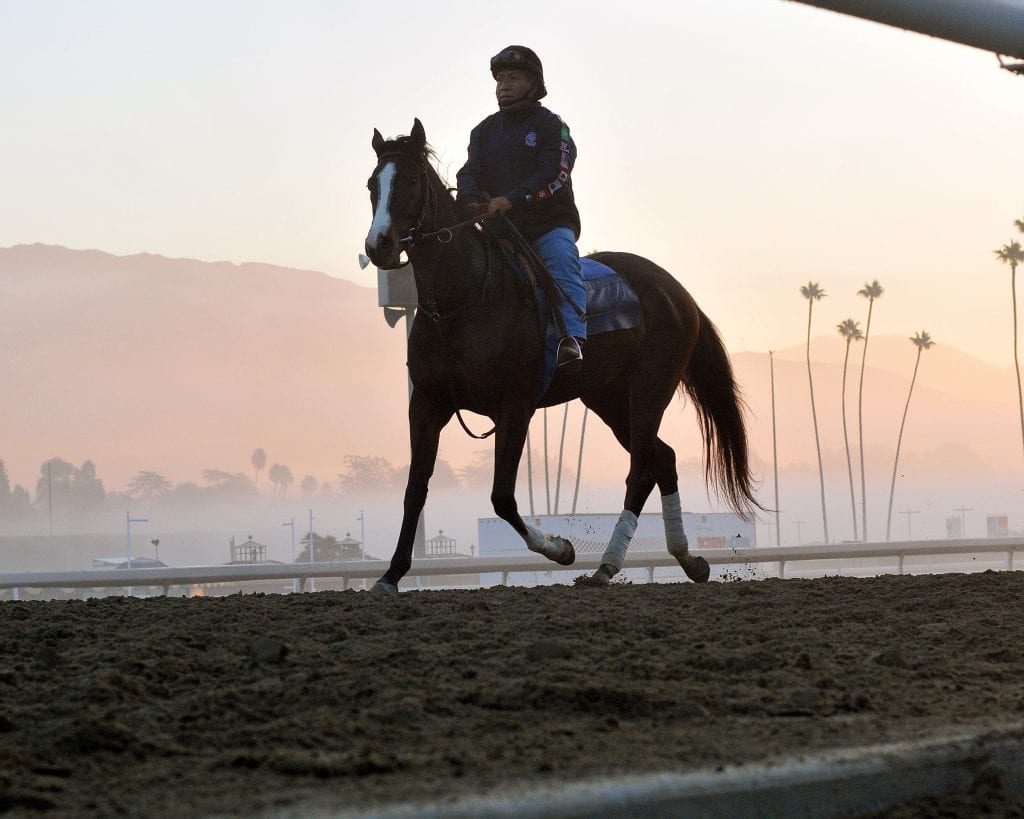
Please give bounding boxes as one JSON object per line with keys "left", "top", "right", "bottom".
{"left": 2, "top": 571, "right": 1024, "bottom": 816}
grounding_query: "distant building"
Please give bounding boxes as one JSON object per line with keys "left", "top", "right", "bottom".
{"left": 426, "top": 530, "right": 458, "bottom": 557}
{"left": 229, "top": 535, "right": 268, "bottom": 564}
{"left": 987, "top": 515, "right": 1009, "bottom": 538}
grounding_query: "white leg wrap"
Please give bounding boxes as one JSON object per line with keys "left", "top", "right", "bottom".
{"left": 600, "top": 510, "right": 638, "bottom": 571}
{"left": 525, "top": 524, "right": 568, "bottom": 562}
{"left": 525, "top": 524, "right": 547, "bottom": 554}
{"left": 662, "top": 491, "right": 689, "bottom": 557}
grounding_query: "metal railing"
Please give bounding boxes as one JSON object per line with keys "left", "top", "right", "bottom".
{"left": 0, "top": 537, "right": 1018, "bottom": 598}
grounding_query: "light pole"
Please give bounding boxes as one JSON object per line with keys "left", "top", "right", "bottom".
{"left": 357, "top": 510, "right": 366, "bottom": 559}
{"left": 769, "top": 351, "right": 781, "bottom": 550}
{"left": 900, "top": 508, "right": 920, "bottom": 540}
{"left": 954, "top": 505, "right": 973, "bottom": 538}
{"left": 282, "top": 517, "right": 297, "bottom": 592}
{"left": 308, "top": 508, "right": 315, "bottom": 592}
{"left": 794, "top": 520, "right": 805, "bottom": 545}
{"left": 125, "top": 511, "right": 148, "bottom": 597}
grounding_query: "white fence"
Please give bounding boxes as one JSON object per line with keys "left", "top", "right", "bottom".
{"left": 0, "top": 537, "right": 1019, "bottom": 598}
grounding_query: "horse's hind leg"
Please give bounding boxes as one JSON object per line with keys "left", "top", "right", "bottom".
{"left": 585, "top": 383, "right": 709, "bottom": 584}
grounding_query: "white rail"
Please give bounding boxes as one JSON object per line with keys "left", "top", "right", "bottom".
{"left": 0, "top": 537, "right": 1018, "bottom": 597}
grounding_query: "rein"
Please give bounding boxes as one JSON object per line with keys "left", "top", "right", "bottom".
{"left": 379, "top": 153, "right": 497, "bottom": 440}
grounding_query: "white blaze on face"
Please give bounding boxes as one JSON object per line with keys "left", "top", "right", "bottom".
{"left": 366, "top": 161, "right": 396, "bottom": 250}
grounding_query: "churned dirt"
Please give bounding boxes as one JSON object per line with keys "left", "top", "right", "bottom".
{"left": 3, "top": 571, "right": 1024, "bottom": 817}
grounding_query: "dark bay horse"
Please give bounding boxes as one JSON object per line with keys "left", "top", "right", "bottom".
{"left": 364, "top": 119, "right": 757, "bottom": 591}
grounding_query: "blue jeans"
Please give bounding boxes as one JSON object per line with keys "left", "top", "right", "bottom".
{"left": 533, "top": 227, "right": 586, "bottom": 339}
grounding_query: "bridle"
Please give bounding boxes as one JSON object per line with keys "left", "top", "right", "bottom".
{"left": 373, "top": 151, "right": 487, "bottom": 249}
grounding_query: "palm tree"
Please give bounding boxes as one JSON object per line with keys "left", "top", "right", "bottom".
{"left": 856, "top": 279, "right": 884, "bottom": 540}
{"left": 268, "top": 463, "right": 294, "bottom": 498}
{"left": 885, "top": 331, "right": 935, "bottom": 541}
{"left": 126, "top": 470, "right": 172, "bottom": 499}
{"left": 837, "top": 318, "right": 864, "bottom": 540}
{"left": 251, "top": 448, "right": 267, "bottom": 491}
{"left": 995, "top": 240, "right": 1024, "bottom": 457}
{"left": 801, "top": 282, "right": 828, "bottom": 543}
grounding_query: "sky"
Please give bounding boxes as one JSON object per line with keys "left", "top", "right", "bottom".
{"left": 2, "top": 0, "right": 1023, "bottom": 367}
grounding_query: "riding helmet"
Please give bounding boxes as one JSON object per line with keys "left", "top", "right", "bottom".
{"left": 490, "top": 45, "right": 547, "bottom": 100}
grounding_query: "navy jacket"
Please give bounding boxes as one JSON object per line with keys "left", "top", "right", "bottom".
{"left": 456, "top": 103, "right": 580, "bottom": 242}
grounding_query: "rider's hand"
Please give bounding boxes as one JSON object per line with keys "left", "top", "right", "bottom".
{"left": 486, "top": 196, "right": 512, "bottom": 218}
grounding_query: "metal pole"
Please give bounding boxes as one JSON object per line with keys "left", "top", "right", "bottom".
{"left": 308, "top": 508, "right": 315, "bottom": 592}
{"left": 526, "top": 429, "right": 535, "bottom": 516}
{"left": 358, "top": 510, "right": 365, "bottom": 559}
{"left": 543, "top": 408, "right": 551, "bottom": 514}
{"left": 769, "top": 351, "right": 782, "bottom": 550}
{"left": 282, "top": 518, "right": 297, "bottom": 592}
{"left": 125, "top": 511, "right": 148, "bottom": 596}
{"left": 553, "top": 403, "right": 569, "bottom": 514}
{"left": 571, "top": 406, "right": 588, "bottom": 514}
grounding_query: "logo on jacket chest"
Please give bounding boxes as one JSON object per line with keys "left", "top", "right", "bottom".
{"left": 524, "top": 131, "right": 538, "bottom": 147}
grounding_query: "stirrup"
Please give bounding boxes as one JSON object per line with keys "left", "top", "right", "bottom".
{"left": 556, "top": 336, "right": 583, "bottom": 367}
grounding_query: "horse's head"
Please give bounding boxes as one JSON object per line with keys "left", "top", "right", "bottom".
{"left": 365, "top": 118, "right": 430, "bottom": 270}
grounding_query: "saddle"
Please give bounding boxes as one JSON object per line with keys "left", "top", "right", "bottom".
{"left": 490, "top": 227, "right": 641, "bottom": 399}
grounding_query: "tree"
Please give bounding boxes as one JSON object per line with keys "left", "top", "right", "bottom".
{"left": 70, "top": 459, "right": 105, "bottom": 512}
{"left": 251, "top": 448, "right": 267, "bottom": 491}
{"left": 856, "top": 279, "right": 884, "bottom": 540}
{"left": 995, "top": 240, "right": 1024, "bottom": 458}
{"left": 300, "top": 475, "right": 319, "bottom": 498}
{"left": 296, "top": 532, "right": 359, "bottom": 562}
{"left": 800, "top": 282, "right": 828, "bottom": 543}
{"left": 34, "top": 458, "right": 74, "bottom": 511}
{"left": 336, "top": 455, "right": 401, "bottom": 495}
{"left": 0, "top": 459, "right": 11, "bottom": 503}
{"left": 885, "top": 331, "right": 935, "bottom": 541}
{"left": 127, "top": 471, "right": 173, "bottom": 499}
{"left": 837, "top": 318, "right": 864, "bottom": 540}
{"left": 268, "top": 463, "right": 294, "bottom": 498}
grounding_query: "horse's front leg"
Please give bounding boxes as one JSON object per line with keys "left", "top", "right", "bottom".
{"left": 491, "top": 405, "right": 575, "bottom": 567}
{"left": 372, "top": 390, "right": 453, "bottom": 592}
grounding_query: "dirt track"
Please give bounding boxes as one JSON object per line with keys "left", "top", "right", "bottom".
{"left": 2, "top": 571, "right": 1024, "bottom": 816}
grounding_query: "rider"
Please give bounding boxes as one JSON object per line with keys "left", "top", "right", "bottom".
{"left": 456, "top": 45, "right": 585, "bottom": 366}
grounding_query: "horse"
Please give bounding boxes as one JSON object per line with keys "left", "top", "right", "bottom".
{"left": 364, "top": 119, "right": 758, "bottom": 592}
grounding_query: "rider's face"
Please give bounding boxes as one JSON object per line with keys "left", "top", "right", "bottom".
{"left": 495, "top": 70, "right": 535, "bottom": 109}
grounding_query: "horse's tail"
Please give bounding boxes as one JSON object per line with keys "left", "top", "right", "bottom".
{"left": 680, "top": 308, "right": 760, "bottom": 521}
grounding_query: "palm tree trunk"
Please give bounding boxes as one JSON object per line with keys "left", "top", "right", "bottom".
{"left": 770, "top": 352, "right": 781, "bottom": 548}
{"left": 806, "top": 304, "right": 829, "bottom": 543}
{"left": 841, "top": 341, "right": 858, "bottom": 540}
{"left": 857, "top": 300, "right": 873, "bottom": 540}
{"left": 1013, "top": 262, "right": 1024, "bottom": 458}
{"left": 886, "top": 348, "right": 922, "bottom": 541}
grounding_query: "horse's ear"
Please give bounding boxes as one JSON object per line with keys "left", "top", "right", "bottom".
{"left": 372, "top": 128, "right": 385, "bottom": 156}
{"left": 410, "top": 119, "right": 426, "bottom": 154}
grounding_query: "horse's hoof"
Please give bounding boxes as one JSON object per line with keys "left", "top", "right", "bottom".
{"left": 680, "top": 554, "right": 710, "bottom": 583}
{"left": 574, "top": 563, "right": 616, "bottom": 587}
{"left": 370, "top": 579, "right": 398, "bottom": 593}
{"left": 551, "top": 535, "right": 576, "bottom": 566}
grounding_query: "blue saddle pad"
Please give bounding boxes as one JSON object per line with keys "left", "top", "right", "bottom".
{"left": 538, "top": 257, "right": 641, "bottom": 399}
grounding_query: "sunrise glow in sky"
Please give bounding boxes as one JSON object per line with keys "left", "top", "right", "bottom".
{"left": 3, "top": 0, "right": 1023, "bottom": 366}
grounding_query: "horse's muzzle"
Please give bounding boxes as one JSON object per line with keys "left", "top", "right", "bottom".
{"left": 364, "top": 236, "right": 404, "bottom": 271}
